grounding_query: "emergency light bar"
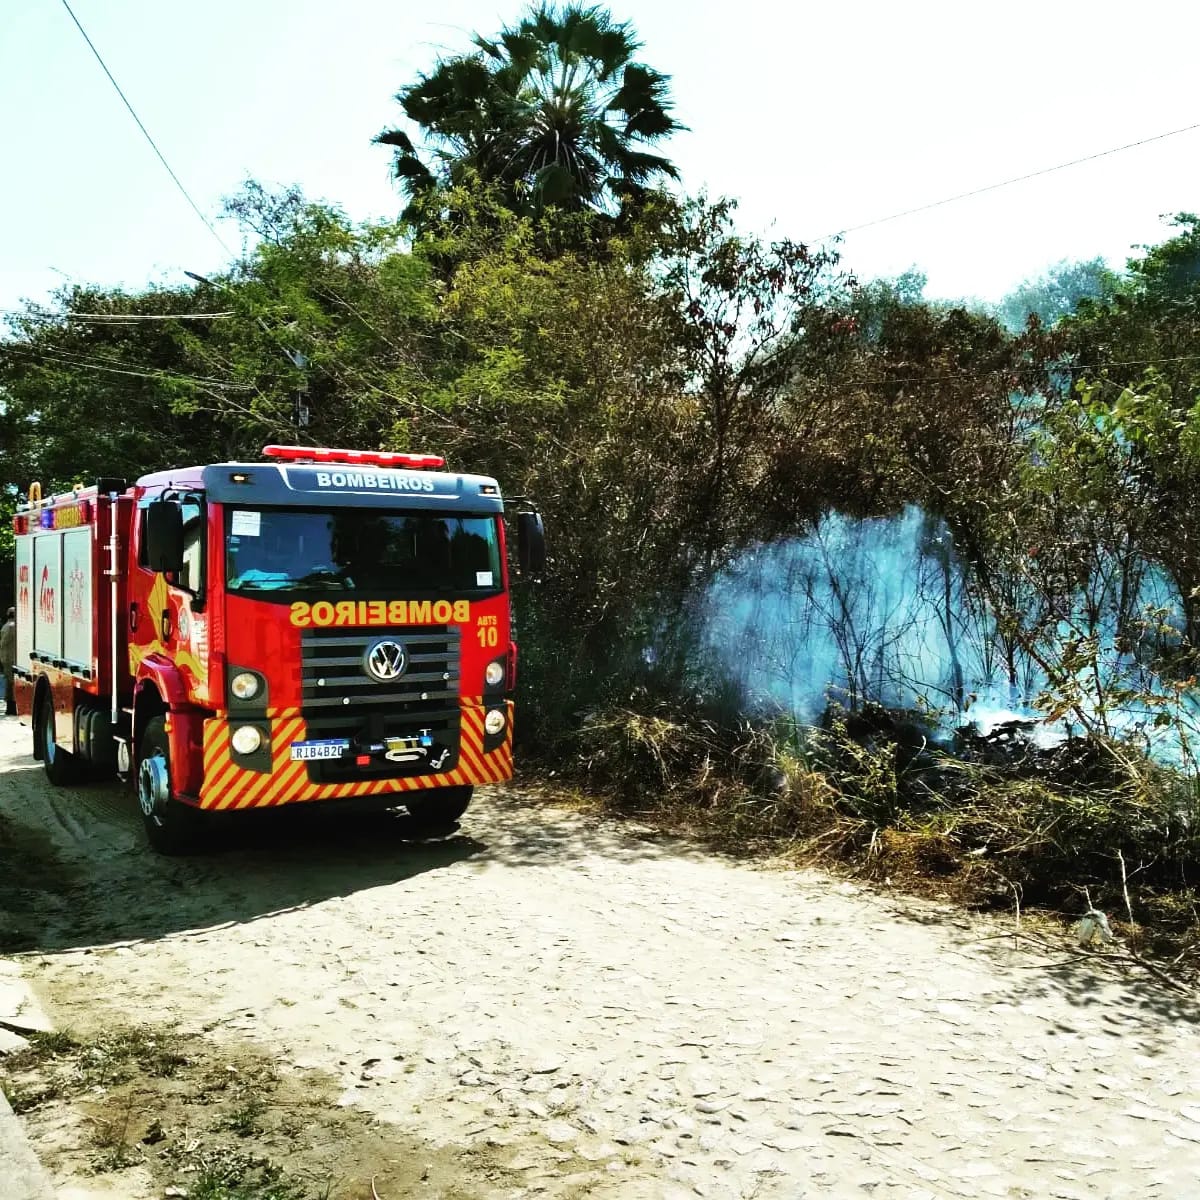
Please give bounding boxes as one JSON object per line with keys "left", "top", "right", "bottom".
{"left": 262, "top": 445, "right": 445, "bottom": 470}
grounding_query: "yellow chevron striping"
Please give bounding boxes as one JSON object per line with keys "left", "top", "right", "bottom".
{"left": 197, "top": 701, "right": 515, "bottom": 811}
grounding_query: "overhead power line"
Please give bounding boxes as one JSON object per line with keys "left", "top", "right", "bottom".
{"left": 59, "top": 0, "right": 232, "bottom": 255}
{"left": 9, "top": 322, "right": 1200, "bottom": 395}
{"left": 5, "top": 342, "right": 259, "bottom": 391}
{"left": 61, "top": 310, "right": 235, "bottom": 321}
{"left": 819, "top": 120, "right": 1200, "bottom": 243}
{"left": 3, "top": 307, "right": 235, "bottom": 323}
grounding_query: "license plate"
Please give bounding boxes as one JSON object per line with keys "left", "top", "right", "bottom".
{"left": 289, "top": 739, "right": 350, "bottom": 761}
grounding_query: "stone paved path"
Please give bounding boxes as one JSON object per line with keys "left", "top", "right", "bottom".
{"left": 2, "top": 719, "right": 1198, "bottom": 1197}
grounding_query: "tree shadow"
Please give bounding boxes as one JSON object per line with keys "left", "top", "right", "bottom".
{"left": 19, "top": 765, "right": 1192, "bottom": 1044}
{"left": 1, "top": 810, "right": 482, "bottom": 956}
{"left": 984, "top": 936, "right": 1200, "bottom": 1030}
{"left": 866, "top": 893, "right": 1200, "bottom": 1030}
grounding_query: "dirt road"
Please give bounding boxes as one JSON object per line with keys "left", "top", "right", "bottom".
{"left": 1, "top": 718, "right": 1198, "bottom": 1199}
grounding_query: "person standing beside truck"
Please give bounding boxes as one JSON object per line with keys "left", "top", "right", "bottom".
{"left": 0, "top": 607, "right": 15, "bottom": 716}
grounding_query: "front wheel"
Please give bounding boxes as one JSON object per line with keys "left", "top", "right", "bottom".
{"left": 403, "top": 785, "right": 472, "bottom": 837}
{"left": 138, "top": 716, "right": 203, "bottom": 855}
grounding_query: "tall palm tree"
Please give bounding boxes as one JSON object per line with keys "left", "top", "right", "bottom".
{"left": 376, "top": 4, "right": 683, "bottom": 218}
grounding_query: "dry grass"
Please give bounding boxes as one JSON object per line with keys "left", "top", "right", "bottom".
{"left": 0, "top": 1026, "right": 321, "bottom": 1198}
{"left": 0, "top": 1021, "right": 585, "bottom": 1199}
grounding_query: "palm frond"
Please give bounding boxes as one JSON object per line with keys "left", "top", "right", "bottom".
{"left": 373, "top": 128, "right": 417, "bottom": 153}
{"left": 609, "top": 149, "right": 680, "bottom": 183}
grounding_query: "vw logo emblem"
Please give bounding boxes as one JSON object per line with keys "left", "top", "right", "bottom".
{"left": 364, "top": 638, "right": 407, "bottom": 683}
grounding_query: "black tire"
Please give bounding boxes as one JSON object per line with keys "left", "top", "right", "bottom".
{"left": 138, "top": 716, "right": 203, "bottom": 855}
{"left": 403, "top": 785, "right": 472, "bottom": 837}
{"left": 40, "top": 692, "right": 80, "bottom": 786}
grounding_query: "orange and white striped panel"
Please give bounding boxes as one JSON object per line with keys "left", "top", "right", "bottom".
{"left": 198, "top": 700, "right": 514, "bottom": 811}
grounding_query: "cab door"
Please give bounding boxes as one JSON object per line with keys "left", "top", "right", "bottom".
{"left": 129, "top": 492, "right": 212, "bottom": 706}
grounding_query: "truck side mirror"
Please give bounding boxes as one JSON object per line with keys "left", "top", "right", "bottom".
{"left": 517, "top": 511, "right": 546, "bottom": 575}
{"left": 145, "top": 501, "right": 184, "bottom": 574}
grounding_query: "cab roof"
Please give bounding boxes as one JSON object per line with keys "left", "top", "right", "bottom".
{"left": 130, "top": 461, "right": 505, "bottom": 515}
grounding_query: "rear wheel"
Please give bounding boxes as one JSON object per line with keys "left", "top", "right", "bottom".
{"left": 403, "top": 785, "right": 472, "bottom": 837}
{"left": 138, "top": 716, "right": 202, "bottom": 855}
{"left": 40, "top": 692, "right": 80, "bottom": 786}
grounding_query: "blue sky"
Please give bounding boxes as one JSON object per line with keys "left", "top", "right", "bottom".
{"left": 2, "top": 0, "right": 1198, "bottom": 312}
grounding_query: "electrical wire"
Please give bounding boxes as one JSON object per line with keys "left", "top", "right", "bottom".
{"left": 817, "top": 120, "right": 1200, "bottom": 243}
{"left": 821, "top": 350, "right": 1200, "bottom": 389}
{"left": 7, "top": 338, "right": 230, "bottom": 377}
{"left": 61, "top": 310, "right": 235, "bottom": 321}
{"left": 3, "top": 307, "right": 235, "bottom": 322}
{"left": 59, "top": 0, "right": 232, "bottom": 255}
{"left": 19, "top": 344, "right": 252, "bottom": 390}
{"left": 5, "top": 342, "right": 259, "bottom": 391}
{"left": 9, "top": 331, "right": 1195, "bottom": 396}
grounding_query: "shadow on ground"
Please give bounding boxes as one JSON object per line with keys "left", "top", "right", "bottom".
{"left": 0, "top": 770, "right": 706, "bottom": 956}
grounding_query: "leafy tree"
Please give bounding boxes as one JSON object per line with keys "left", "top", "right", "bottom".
{"left": 0, "top": 191, "right": 427, "bottom": 496}
{"left": 22, "top": 174, "right": 1200, "bottom": 761}
{"left": 0, "top": 285, "right": 247, "bottom": 492}
{"left": 651, "top": 198, "right": 849, "bottom": 567}
{"left": 996, "top": 257, "right": 1117, "bottom": 332}
{"left": 195, "top": 184, "right": 438, "bottom": 454}
{"left": 788, "top": 273, "right": 1045, "bottom": 530}
{"left": 1057, "top": 216, "right": 1200, "bottom": 651}
{"left": 375, "top": 4, "right": 683, "bottom": 220}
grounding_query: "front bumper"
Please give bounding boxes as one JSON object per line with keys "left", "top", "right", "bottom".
{"left": 197, "top": 699, "right": 513, "bottom": 811}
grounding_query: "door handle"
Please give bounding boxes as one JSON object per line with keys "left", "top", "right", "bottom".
{"left": 160, "top": 609, "right": 173, "bottom": 641}
{"left": 129, "top": 601, "right": 139, "bottom": 632}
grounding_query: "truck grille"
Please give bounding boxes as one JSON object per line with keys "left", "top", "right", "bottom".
{"left": 300, "top": 625, "right": 461, "bottom": 712}
{"left": 299, "top": 624, "right": 462, "bottom": 783}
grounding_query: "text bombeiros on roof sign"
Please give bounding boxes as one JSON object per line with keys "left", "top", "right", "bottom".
{"left": 311, "top": 469, "right": 437, "bottom": 493}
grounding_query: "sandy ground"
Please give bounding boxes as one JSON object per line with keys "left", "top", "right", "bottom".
{"left": 1, "top": 716, "right": 1200, "bottom": 1199}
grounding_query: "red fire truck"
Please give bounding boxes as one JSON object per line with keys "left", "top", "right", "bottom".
{"left": 10, "top": 445, "right": 544, "bottom": 852}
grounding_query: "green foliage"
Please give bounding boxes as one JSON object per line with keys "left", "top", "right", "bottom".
{"left": 952, "top": 213, "right": 1200, "bottom": 742}
{"left": 184, "top": 1150, "right": 309, "bottom": 1200}
{"left": 0, "top": 181, "right": 847, "bottom": 744}
{"left": 996, "top": 257, "right": 1118, "bottom": 332}
{"left": 0, "top": 285, "right": 242, "bottom": 494}
{"left": 1061, "top": 279, "right": 1200, "bottom": 646}
{"left": 375, "top": 3, "right": 682, "bottom": 221}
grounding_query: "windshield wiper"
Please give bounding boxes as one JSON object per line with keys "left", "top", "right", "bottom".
{"left": 294, "top": 570, "right": 351, "bottom": 589}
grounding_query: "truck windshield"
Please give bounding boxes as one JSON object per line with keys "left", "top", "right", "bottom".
{"left": 224, "top": 508, "right": 501, "bottom": 595}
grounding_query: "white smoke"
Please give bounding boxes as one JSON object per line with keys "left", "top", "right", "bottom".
{"left": 699, "top": 506, "right": 1196, "bottom": 762}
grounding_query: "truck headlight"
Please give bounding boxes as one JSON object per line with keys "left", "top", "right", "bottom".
{"left": 231, "top": 725, "right": 263, "bottom": 755}
{"left": 484, "top": 709, "right": 506, "bottom": 736}
{"left": 485, "top": 661, "right": 505, "bottom": 687}
{"left": 231, "top": 671, "right": 260, "bottom": 701}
